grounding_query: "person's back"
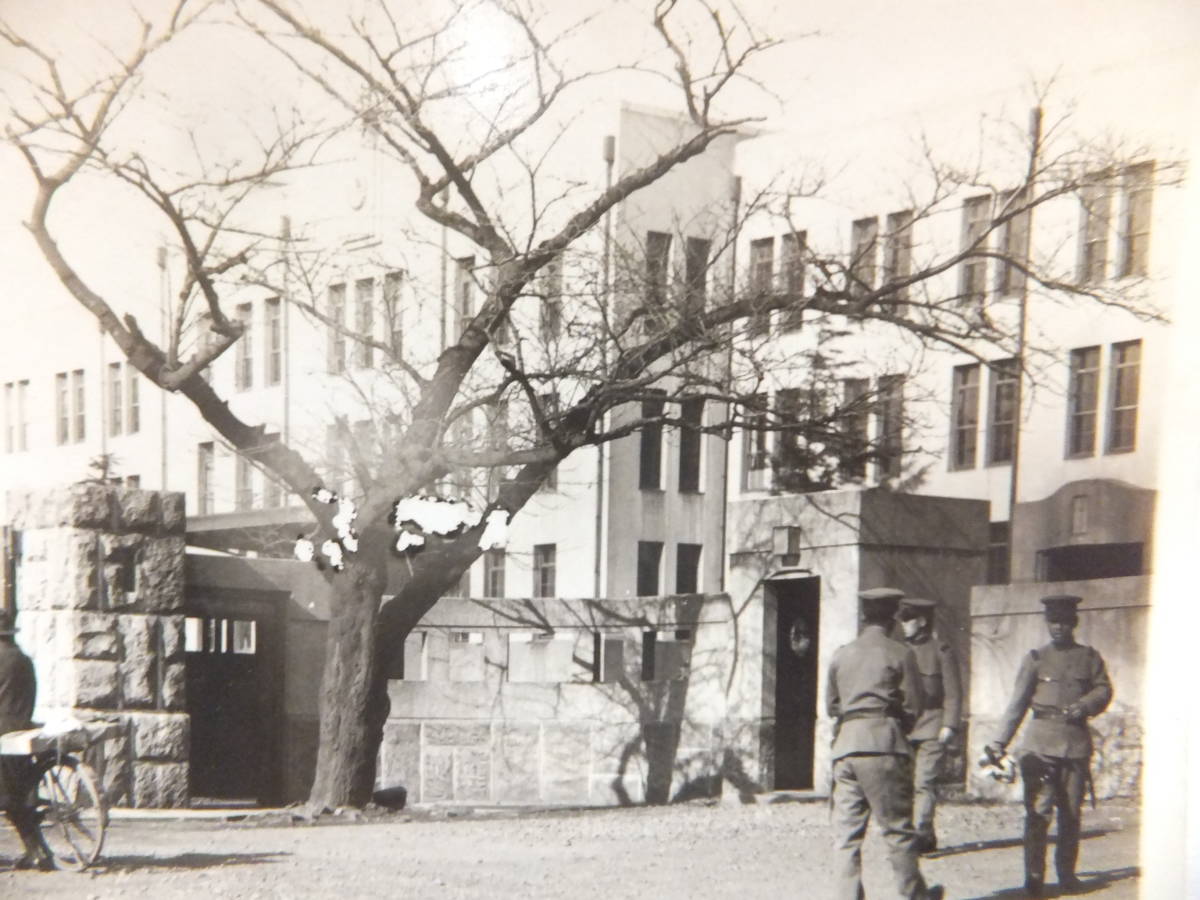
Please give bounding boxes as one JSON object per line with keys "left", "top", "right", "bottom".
{"left": 827, "top": 625, "right": 922, "bottom": 760}
{"left": 0, "top": 611, "right": 48, "bottom": 870}
{"left": 0, "top": 635, "right": 36, "bottom": 735}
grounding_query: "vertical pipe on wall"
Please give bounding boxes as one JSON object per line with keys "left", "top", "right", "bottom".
{"left": 594, "top": 134, "right": 616, "bottom": 600}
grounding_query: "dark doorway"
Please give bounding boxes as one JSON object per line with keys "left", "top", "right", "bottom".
{"left": 771, "top": 576, "right": 820, "bottom": 790}
{"left": 184, "top": 590, "right": 284, "bottom": 804}
{"left": 1036, "top": 542, "right": 1144, "bottom": 582}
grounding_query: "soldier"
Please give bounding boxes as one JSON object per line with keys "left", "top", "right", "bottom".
{"left": 827, "top": 587, "right": 943, "bottom": 900}
{"left": 0, "top": 609, "right": 48, "bottom": 870}
{"left": 897, "top": 597, "right": 962, "bottom": 854}
{"left": 986, "top": 595, "right": 1112, "bottom": 897}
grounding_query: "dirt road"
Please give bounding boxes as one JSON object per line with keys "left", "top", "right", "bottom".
{"left": 1, "top": 798, "right": 1139, "bottom": 899}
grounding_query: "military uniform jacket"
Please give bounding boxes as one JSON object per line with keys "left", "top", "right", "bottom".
{"left": 994, "top": 640, "right": 1112, "bottom": 759}
{"left": 905, "top": 632, "right": 963, "bottom": 741}
{"left": 0, "top": 640, "right": 36, "bottom": 737}
{"left": 826, "top": 624, "right": 924, "bottom": 761}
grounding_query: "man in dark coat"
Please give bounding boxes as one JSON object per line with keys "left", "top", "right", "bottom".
{"left": 0, "top": 609, "right": 47, "bottom": 869}
{"left": 897, "top": 597, "right": 962, "bottom": 854}
{"left": 826, "top": 587, "right": 943, "bottom": 900}
{"left": 986, "top": 595, "right": 1113, "bottom": 897}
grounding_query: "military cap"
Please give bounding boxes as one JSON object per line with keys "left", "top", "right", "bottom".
{"left": 858, "top": 586, "right": 905, "bottom": 616}
{"left": 1040, "top": 594, "right": 1082, "bottom": 618}
{"left": 897, "top": 596, "right": 936, "bottom": 620}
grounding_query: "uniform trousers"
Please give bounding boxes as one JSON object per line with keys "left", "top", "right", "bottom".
{"left": 1018, "top": 753, "right": 1088, "bottom": 886}
{"left": 911, "top": 738, "right": 948, "bottom": 840}
{"left": 831, "top": 753, "right": 929, "bottom": 900}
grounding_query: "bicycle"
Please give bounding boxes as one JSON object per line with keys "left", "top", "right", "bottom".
{"left": 2, "top": 719, "right": 118, "bottom": 871}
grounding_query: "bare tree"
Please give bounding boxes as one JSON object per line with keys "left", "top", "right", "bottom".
{"left": 2, "top": 0, "right": 1169, "bottom": 812}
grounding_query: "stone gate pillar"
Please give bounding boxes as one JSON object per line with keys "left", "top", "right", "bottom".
{"left": 6, "top": 483, "right": 190, "bottom": 808}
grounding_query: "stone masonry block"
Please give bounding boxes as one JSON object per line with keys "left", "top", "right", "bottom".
{"left": 17, "top": 529, "right": 99, "bottom": 611}
{"left": 160, "top": 615, "right": 186, "bottom": 661}
{"left": 73, "top": 612, "right": 120, "bottom": 660}
{"left": 67, "top": 483, "right": 117, "bottom": 529}
{"left": 119, "top": 614, "right": 156, "bottom": 708}
{"left": 6, "top": 485, "right": 110, "bottom": 530}
{"left": 161, "top": 662, "right": 187, "bottom": 711}
{"left": 422, "top": 747, "right": 454, "bottom": 802}
{"left": 132, "top": 761, "right": 189, "bottom": 809}
{"left": 128, "top": 712, "right": 190, "bottom": 762}
{"left": 160, "top": 492, "right": 186, "bottom": 535}
{"left": 455, "top": 747, "right": 491, "bottom": 801}
{"left": 73, "top": 659, "right": 120, "bottom": 708}
{"left": 425, "top": 721, "right": 491, "bottom": 747}
{"left": 379, "top": 722, "right": 421, "bottom": 792}
{"left": 96, "top": 731, "right": 133, "bottom": 807}
{"left": 494, "top": 722, "right": 540, "bottom": 804}
{"left": 135, "top": 537, "right": 185, "bottom": 613}
{"left": 116, "top": 489, "right": 159, "bottom": 531}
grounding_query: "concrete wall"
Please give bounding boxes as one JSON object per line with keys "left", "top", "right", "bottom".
{"left": 7, "top": 484, "right": 190, "bottom": 808}
{"left": 378, "top": 593, "right": 763, "bottom": 805}
{"left": 967, "top": 576, "right": 1149, "bottom": 800}
{"left": 725, "top": 488, "right": 988, "bottom": 792}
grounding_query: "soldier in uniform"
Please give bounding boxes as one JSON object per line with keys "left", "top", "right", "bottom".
{"left": 986, "top": 595, "right": 1112, "bottom": 897}
{"left": 897, "top": 597, "right": 962, "bottom": 854}
{"left": 0, "top": 609, "right": 49, "bottom": 870}
{"left": 826, "top": 587, "right": 943, "bottom": 900}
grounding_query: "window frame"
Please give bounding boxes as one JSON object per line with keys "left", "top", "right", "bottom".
{"left": 638, "top": 390, "right": 666, "bottom": 491}
{"left": 949, "top": 363, "right": 980, "bottom": 470}
{"left": 636, "top": 540, "right": 664, "bottom": 597}
{"left": 986, "top": 359, "right": 1018, "bottom": 466}
{"left": 882, "top": 210, "right": 913, "bottom": 304}
{"left": 959, "top": 195, "right": 990, "bottom": 306}
{"left": 1106, "top": 339, "right": 1141, "bottom": 453}
{"left": 532, "top": 543, "right": 556, "bottom": 599}
{"left": 327, "top": 283, "right": 346, "bottom": 375}
{"left": 849, "top": 216, "right": 879, "bottom": 299}
{"left": 1065, "top": 346, "right": 1100, "bottom": 458}
{"left": 1118, "top": 161, "right": 1154, "bottom": 278}
{"left": 234, "top": 301, "right": 253, "bottom": 391}
{"left": 876, "top": 374, "right": 904, "bottom": 480}
{"left": 677, "top": 395, "right": 704, "bottom": 494}
{"left": 264, "top": 296, "right": 283, "bottom": 387}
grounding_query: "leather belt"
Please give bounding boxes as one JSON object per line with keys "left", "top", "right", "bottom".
{"left": 838, "top": 708, "right": 898, "bottom": 723}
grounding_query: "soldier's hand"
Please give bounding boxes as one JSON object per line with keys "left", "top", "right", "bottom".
{"left": 937, "top": 726, "right": 955, "bottom": 745}
{"left": 984, "top": 741, "right": 1006, "bottom": 762}
{"left": 1064, "top": 702, "right": 1086, "bottom": 721}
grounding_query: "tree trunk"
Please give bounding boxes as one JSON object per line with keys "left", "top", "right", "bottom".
{"left": 306, "top": 555, "right": 388, "bottom": 813}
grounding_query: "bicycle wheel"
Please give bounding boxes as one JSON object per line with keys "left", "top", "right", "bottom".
{"left": 34, "top": 754, "right": 107, "bottom": 870}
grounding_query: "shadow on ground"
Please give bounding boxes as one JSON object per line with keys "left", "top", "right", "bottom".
{"left": 925, "top": 828, "right": 1113, "bottom": 860}
{"left": 964, "top": 866, "right": 1139, "bottom": 899}
{"left": 89, "top": 851, "right": 290, "bottom": 873}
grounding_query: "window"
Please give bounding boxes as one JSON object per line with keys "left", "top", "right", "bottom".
{"left": 645, "top": 231, "right": 671, "bottom": 308}
{"left": 676, "top": 543, "right": 702, "bottom": 594}
{"left": 57, "top": 370, "right": 85, "bottom": 444}
{"left": 383, "top": 271, "right": 404, "bottom": 356}
{"left": 741, "top": 393, "right": 769, "bottom": 491}
{"left": 1107, "top": 339, "right": 1140, "bottom": 452}
{"left": 678, "top": 396, "right": 704, "bottom": 493}
{"left": 840, "top": 377, "right": 870, "bottom": 480}
{"left": 960, "top": 195, "right": 990, "bottom": 305}
{"left": 264, "top": 297, "right": 282, "bottom": 386}
{"left": 683, "top": 237, "right": 710, "bottom": 315}
{"left": 448, "top": 631, "right": 484, "bottom": 682}
{"left": 1079, "top": 176, "right": 1112, "bottom": 284}
{"left": 4, "top": 380, "right": 28, "bottom": 453}
{"left": 108, "top": 362, "right": 123, "bottom": 437}
{"left": 55, "top": 372, "right": 69, "bottom": 445}
{"left": 234, "top": 302, "right": 253, "bottom": 390}
{"left": 641, "top": 629, "right": 692, "bottom": 681}
{"left": 235, "top": 454, "right": 254, "bottom": 510}
{"left": 1066, "top": 346, "right": 1100, "bottom": 457}
{"left": 876, "top": 375, "right": 904, "bottom": 480}
{"left": 986, "top": 521, "right": 1010, "bottom": 585}
{"left": 454, "top": 256, "right": 475, "bottom": 328}
{"left": 1118, "top": 162, "right": 1154, "bottom": 277}
{"left": 532, "top": 544, "right": 556, "bottom": 598}
{"left": 774, "top": 387, "right": 812, "bottom": 490}
{"left": 638, "top": 390, "right": 665, "bottom": 491}
{"left": 748, "top": 237, "right": 774, "bottom": 335}
{"left": 950, "top": 364, "right": 981, "bottom": 470}
{"left": 883, "top": 210, "right": 913, "bottom": 304}
{"left": 987, "top": 359, "right": 1018, "bottom": 464}
{"left": 354, "top": 278, "right": 374, "bottom": 368}
{"left": 849, "top": 217, "right": 878, "bottom": 298}
{"left": 780, "top": 231, "right": 806, "bottom": 330}
{"left": 126, "top": 366, "right": 140, "bottom": 434}
{"left": 539, "top": 257, "right": 563, "bottom": 341}
{"left": 197, "top": 442, "right": 214, "bottom": 515}
{"left": 636, "top": 540, "right": 663, "bottom": 596}
{"left": 327, "top": 283, "right": 346, "bottom": 374}
{"left": 996, "top": 190, "right": 1030, "bottom": 296}
{"left": 483, "top": 549, "right": 506, "bottom": 598}
{"left": 593, "top": 634, "right": 626, "bottom": 684}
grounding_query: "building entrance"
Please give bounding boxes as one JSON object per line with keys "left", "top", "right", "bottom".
{"left": 770, "top": 576, "right": 821, "bottom": 790}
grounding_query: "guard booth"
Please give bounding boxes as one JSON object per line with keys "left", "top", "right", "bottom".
{"left": 184, "top": 588, "right": 286, "bottom": 804}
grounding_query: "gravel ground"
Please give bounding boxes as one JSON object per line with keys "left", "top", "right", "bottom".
{"left": 1, "top": 797, "right": 1139, "bottom": 899}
